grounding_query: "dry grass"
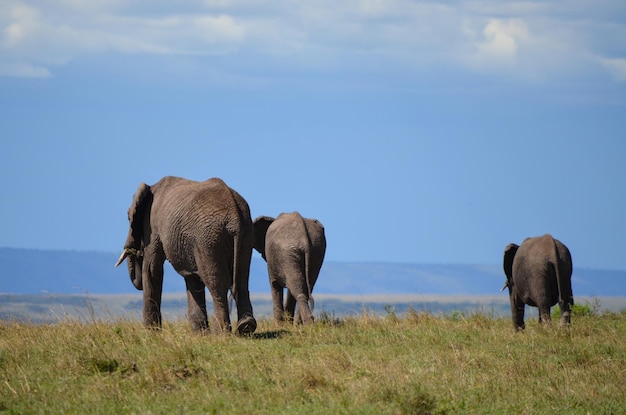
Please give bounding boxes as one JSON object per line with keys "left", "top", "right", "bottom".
{"left": 1, "top": 310, "right": 625, "bottom": 414}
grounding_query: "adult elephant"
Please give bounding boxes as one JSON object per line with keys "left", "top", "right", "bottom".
{"left": 115, "top": 176, "right": 257, "bottom": 335}
{"left": 502, "top": 234, "right": 573, "bottom": 330}
{"left": 253, "top": 212, "right": 326, "bottom": 325}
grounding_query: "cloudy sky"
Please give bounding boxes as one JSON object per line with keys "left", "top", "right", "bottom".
{"left": 1, "top": 1, "right": 625, "bottom": 271}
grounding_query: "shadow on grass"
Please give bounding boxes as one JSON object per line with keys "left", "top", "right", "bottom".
{"left": 253, "top": 329, "right": 290, "bottom": 340}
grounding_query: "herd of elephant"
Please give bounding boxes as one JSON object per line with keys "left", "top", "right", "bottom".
{"left": 115, "top": 176, "right": 574, "bottom": 334}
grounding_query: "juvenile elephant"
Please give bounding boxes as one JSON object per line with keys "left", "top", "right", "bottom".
{"left": 115, "top": 176, "right": 257, "bottom": 335}
{"left": 502, "top": 234, "right": 573, "bottom": 330}
{"left": 253, "top": 212, "right": 326, "bottom": 325}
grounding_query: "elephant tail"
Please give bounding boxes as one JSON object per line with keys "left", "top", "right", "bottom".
{"left": 550, "top": 235, "right": 568, "bottom": 306}
{"left": 304, "top": 248, "right": 315, "bottom": 313}
{"left": 231, "top": 232, "right": 242, "bottom": 303}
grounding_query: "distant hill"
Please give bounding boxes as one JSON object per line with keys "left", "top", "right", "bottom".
{"left": 0, "top": 248, "right": 624, "bottom": 296}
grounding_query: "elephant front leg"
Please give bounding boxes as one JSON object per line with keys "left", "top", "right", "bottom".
{"left": 184, "top": 276, "right": 209, "bottom": 333}
{"left": 510, "top": 295, "right": 525, "bottom": 331}
{"left": 142, "top": 261, "right": 164, "bottom": 329}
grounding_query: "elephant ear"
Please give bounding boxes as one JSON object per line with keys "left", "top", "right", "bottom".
{"left": 312, "top": 218, "right": 324, "bottom": 230}
{"left": 253, "top": 216, "right": 274, "bottom": 259}
{"left": 503, "top": 243, "right": 519, "bottom": 280}
{"left": 126, "top": 182, "right": 152, "bottom": 250}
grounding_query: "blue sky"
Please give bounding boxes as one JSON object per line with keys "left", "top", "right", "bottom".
{"left": 1, "top": 1, "right": 625, "bottom": 270}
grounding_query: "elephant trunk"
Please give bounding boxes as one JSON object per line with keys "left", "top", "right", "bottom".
{"left": 128, "top": 255, "right": 143, "bottom": 290}
{"left": 114, "top": 247, "right": 144, "bottom": 290}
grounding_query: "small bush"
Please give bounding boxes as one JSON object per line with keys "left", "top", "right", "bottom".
{"left": 552, "top": 299, "right": 598, "bottom": 319}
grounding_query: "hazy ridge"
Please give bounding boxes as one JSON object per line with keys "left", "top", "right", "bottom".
{"left": 1, "top": 248, "right": 623, "bottom": 296}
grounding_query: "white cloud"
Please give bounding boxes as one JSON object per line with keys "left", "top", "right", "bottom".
{"left": 193, "top": 14, "right": 245, "bottom": 44}
{"left": 0, "top": 0, "right": 624, "bottom": 86}
{"left": 461, "top": 17, "right": 551, "bottom": 79}
{"left": 0, "top": 1, "right": 248, "bottom": 77}
{"left": 477, "top": 19, "right": 528, "bottom": 63}
{"left": 2, "top": 4, "right": 41, "bottom": 47}
{"left": 0, "top": 62, "right": 51, "bottom": 78}
{"left": 599, "top": 57, "right": 626, "bottom": 82}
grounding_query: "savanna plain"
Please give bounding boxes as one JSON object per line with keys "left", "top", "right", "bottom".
{"left": 1, "top": 307, "right": 625, "bottom": 415}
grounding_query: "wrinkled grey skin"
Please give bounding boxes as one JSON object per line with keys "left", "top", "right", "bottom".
{"left": 502, "top": 234, "right": 573, "bottom": 331}
{"left": 115, "top": 176, "right": 256, "bottom": 335}
{"left": 254, "top": 212, "right": 326, "bottom": 325}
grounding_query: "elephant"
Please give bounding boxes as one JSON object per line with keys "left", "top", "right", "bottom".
{"left": 502, "top": 234, "right": 573, "bottom": 330}
{"left": 115, "top": 176, "right": 257, "bottom": 335}
{"left": 253, "top": 212, "right": 326, "bottom": 325}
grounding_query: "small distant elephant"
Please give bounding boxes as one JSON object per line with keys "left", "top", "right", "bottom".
{"left": 253, "top": 212, "right": 326, "bottom": 325}
{"left": 115, "top": 176, "right": 256, "bottom": 335}
{"left": 502, "top": 234, "right": 573, "bottom": 330}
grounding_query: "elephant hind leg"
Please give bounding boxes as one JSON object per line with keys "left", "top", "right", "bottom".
{"left": 204, "top": 279, "right": 232, "bottom": 333}
{"left": 270, "top": 280, "right": 286, "bottom": 322}
{"left": 236, "top": 313, "right": 256, "bottom": 335}
{"left": 559, "top": 301, "right": 572, "bottom": 326}
{"left": 184, "top": 275, "right": 209, "bottom": 333}
{"left": 284, "top": 290, "right": 297, "bottom": 322}
{"left": 211, "top": 291, "right": 232, "bottom": 333}
{"left": 295, "top": 293, "right": 314, "bottom": 325}
{"left": 538, "top": 305, "right": 552, "bottom": 325}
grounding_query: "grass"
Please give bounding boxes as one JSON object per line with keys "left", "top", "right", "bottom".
{"left": 1, "top": 309, "right": 625, "bottom": 414}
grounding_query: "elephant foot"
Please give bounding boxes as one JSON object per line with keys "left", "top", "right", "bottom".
{"left": 190, "top": 323, "right": 209, "bottom": 335}
{"left": 237, "top": 313, "right": 257, "bottom": 335}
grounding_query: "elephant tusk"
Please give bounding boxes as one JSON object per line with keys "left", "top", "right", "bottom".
{"left": 500, "top": 281, "right": 509, "bottom": 292}
{"left": 114, "top": 248, "right": 142, "bottom": 267}
{"left": 114, "top": 250, "right": 129, "bottom": 267}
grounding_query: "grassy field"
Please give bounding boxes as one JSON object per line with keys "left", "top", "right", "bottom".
{"left": 1, "top": 309, "right": 625, "bottom": 414}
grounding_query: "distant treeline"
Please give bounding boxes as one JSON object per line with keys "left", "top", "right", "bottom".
{"left": 2, "top": 293, "right": 624, "bottom": 325}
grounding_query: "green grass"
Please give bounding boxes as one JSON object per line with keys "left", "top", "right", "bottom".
{"left": 1, "top": 310, "right": 625, "bottom": 414}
